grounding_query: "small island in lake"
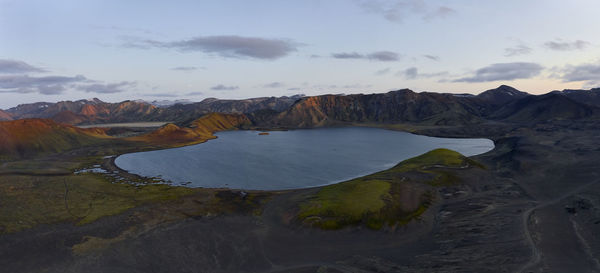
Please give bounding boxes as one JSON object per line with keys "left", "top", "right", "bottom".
{"left": 258, "top": 132, "right": 270, "bottom": 135}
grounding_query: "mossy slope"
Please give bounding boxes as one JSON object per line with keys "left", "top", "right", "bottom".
{"left": 297, "top": 148, "right": 482, "bottom": 230}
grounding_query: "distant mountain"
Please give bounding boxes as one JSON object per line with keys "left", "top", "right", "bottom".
{"left": 6, "top": 86, "right": 599, "bottom": 129}
{"left": 490, "top": 93, "right": 597, "bottom": 123}
{"left": 129, "top": 113, "right": 252, "bottom": 147}
{"left": 6, "top": 95, "right": 304, "bottom": 125}
{"left": 252, "top": 90, "right": 486, "bottom": 128}
{"left": 6, "top": 99, "right": 161, "bottom": 125}
{"left": 553, "top": 88, "right": 600, "bottom": 107}
{"left": 161, "top": 95, "right": 304, "bottom": 123}
{"left": 0, "top": 119, "right": 110, "bottom": 159}
{"left": 0, "top": 110, "right": 12, "bottom": 121}
{"left": 473, "top": 85, "right": 531, "bottom": 116}
{"left": 148, "top": 99, "right": 194, "bottom": 108}
{"left": 476, "top": 85, "right": 530, "bottom": 105}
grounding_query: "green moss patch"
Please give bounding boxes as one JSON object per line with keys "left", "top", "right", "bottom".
{"left": 296, "top": 148, "right": 482, "bottom": 230}
{"left": 0, "top": 173, "right": 196, "bottom": 233}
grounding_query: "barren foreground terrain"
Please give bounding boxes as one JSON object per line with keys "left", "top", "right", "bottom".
{"left": 1, "top": 119, "right": 600, "bottom": 272}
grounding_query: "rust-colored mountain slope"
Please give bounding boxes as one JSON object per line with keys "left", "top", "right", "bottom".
{"left": 0, "top": 119, "right": 110, "bottom": 159}
{"left": 255, "top": 90, "right": 486, "bottom": 128}
{"left": 128, "top": 113, "right": 251, "bottom": 147}
{"left": 0, "top": 110, "right": 12, "bottom": 121}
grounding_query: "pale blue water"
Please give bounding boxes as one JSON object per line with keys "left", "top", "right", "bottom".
{"left": 115, "top": 127, "right": 494, "bottom": 190}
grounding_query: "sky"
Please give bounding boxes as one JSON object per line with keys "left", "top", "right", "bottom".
{"left": 1, "top": 0, "right": 600, "bottom": 109}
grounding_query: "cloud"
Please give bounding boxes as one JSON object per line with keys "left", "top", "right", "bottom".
{"left": 504, "top": 44, "right": 532, "bottom": 57}
{"left": 396, "top": 67, "right": 447, "bottom": 79}
{"left": 402, "top": 67, "right": 418, "bottom": 79}
{"left": 80, "top": 81, "right": 136, "bottom": 94}
{"left": 126, "top": 35, "right": 299, "bottom": 60}
{"left": 375, "top": 68, "right": 391, "bottom": 76}
{"left": 423, "top": 6, "right": 456, "bottom": 20}
{"left": 559, "top": 62, "right": 600, "bottom": 88}
{"left": 332, "top": 51, "right": 400, "bottom": 61}
{"left": 332, "top": 52, "right": 364, "bottom": 59}
{"left": 263, "top": 82, "right": 284, "bottom": 88}
{"left": 186, "top": 91, "right": 204, "bottom": 96}
{"left": 0, "top": 74, "right": 87, "bottom": 95}
{"left": 0, "top": 71, "right": 136, "bottom": 95}
{"left": 210, "top": 84, "right": 238, "bottom": 91}
{"left": 544, "top": 39, "right": 589, "bottom": 51}
{"left": 171, "top": 66, "right": 202, "bottom": 71}
{"left": 0, "top": 59, "right": 47, "bottom": 74}
{"left": 357, "top": 0, "right": 455, "bottom": 23}
{"left": 453, "top": 62, "right": 543, "bottom": 83}
{"left": 423, "top": 55, "right": 440, "bottom": 61}
{"left": 287, "top": 87, "right": 301, "bottom": 91}
{"left": 367, "top": 51, "right": 400, "bottom": 61}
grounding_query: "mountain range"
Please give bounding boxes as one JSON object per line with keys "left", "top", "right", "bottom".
{"left": 3, "top": 95, "right": 303, "bottom": 125}
{"left": 2, "top": 85, "right": 599, "bottom": 129}
{"left": 1, "top": 85, "right": 599, "bottom": 160}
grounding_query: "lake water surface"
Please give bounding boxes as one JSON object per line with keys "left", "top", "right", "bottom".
{"left": 115, "top": 127, "right": 494, "bottom": 190}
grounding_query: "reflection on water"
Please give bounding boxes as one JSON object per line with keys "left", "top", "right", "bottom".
{"left": 115, "top": 127, "right": 494, "bottom": 190}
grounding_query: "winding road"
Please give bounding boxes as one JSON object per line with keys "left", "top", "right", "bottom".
{"left": 517, "top": 180, "right": 600, "bottom": 273}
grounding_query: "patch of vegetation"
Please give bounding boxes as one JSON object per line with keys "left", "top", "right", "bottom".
{"left": 296, "top": 148, "right": 483, "bottom": 230}
{"left": 0, "top": 173, "right": 197, "bottom": 233}
{"left": 392, "top": 148, "right": 482, "bottom": 172}
{"left": 299, "top": 179, "right": 391, "bottom": 229}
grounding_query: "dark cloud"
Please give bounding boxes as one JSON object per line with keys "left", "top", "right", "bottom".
{"left": 367, "top": 51, "right": 400, "bottom": 61}
{"left": 423, "top": 55, "right": 440, "bottom": 61}
{"left": 331, "top": 52, "right": 364, "bottom": 59}
{"left": 210, "top": 84, "right": 239, "bottom": 91}
{"left": 287, "top": 87, "right": 301, "bottom": 91}
{"left": 127, "top": 35, "right": 299, "bottom": 60}
{"left": 171, "top": 66, "right": 202, "bottom": 71}
{"left": 453, "top": 62, "right": 543, "bottom": 83}
{"left": 0, "top": 59, "right": 47, "bottom": 74}
{"left": 560, "top": 62, "right": 600, "bottom": 88}
{"left": 0, "top": 74, "right": 86, "bottom": 95}
{"left": 186, "top": 91, "right": 204, "bottom": 96}
{"left": 375, "top": 68, "right": 391, "bottom": 76}
{"left": 357, "top": 0, "right": 455, "bottom": 23}
{"left": 396, "top": 67, "right": 447, "bottom": 79}
{"left": 0, "top": 72, "right": 136, "bottom": 95}
{"left": 403, "top": 67, "right": 418, "bottom": 79}
{"left": 544, "top": 39, "right": 589, "bottom": 51}
{"left": 332, "top": 51, "right": 400, "bottom": 61}
{"left": 80, "top": 81, "right": 136, "bottom": 94}
{"left": 263, "top": 82, "right": 284, "bottom": 88}
{"left": 504, "top": 44, "right": 532, "bottom": 57}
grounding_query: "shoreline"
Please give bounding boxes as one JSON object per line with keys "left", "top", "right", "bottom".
{"left": 108, "top": 126, "right": 495, "bottom": 191}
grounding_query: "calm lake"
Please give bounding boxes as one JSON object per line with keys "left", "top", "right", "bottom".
{"left": 115, "top": 127, "right": 494, "bottom": 190}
